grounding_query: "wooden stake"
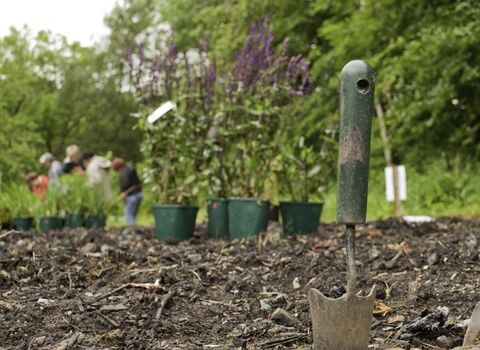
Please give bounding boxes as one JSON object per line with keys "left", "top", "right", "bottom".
{"left": 375, "top": 99, "right": 402, "bottom": 218}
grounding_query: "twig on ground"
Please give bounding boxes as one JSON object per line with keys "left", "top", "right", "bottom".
{"left": 417, "top": 340, "right": 441, "bottom": 349}
{"left": 130, "top": 280, "right": 162, "bottom": 290}
{"left": 62, "top": 316, "right": 82, "bottom": 331}
{"left": 98, "top": 283, "right": 130, "bottom": 300}
{"left": 156, "top": 281, "right": 188, "bottom": 319}
{"left": 130, "top": 268, "right": 158, "bottom": 276}
{"left": 95, "top": 265, "right": 116, "bottom": 277}
{"left": 391, "top": 250, "right": 404, "bottom": 262}
{"left": 63, "top": 269, "right": 73, "bottom": 299}
{"left": 98, "top": 311, "right": 120, "bottom": 327}
{"left": 189, "top": 269, "right": 201, "bottom": 281}
{"left": 199, "top": 298, "right": 233, "bottom": 307}
{"left": 0, "top": 230, "right": 19, "bottom": 239}
{"left": 436, "top": 240, "right": 447, "bottom": 249}
{"left": 255, "top": 334, "right": 308, "bottom": 347}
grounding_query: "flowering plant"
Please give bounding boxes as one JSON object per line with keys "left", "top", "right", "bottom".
{"left": 210, "top": 18, "right": 312, "bottom": 199}
{"left": 126, "top": 19, "right": 312, "bottom": 203}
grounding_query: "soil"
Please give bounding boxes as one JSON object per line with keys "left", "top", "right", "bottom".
{"left": 1, "top": 216, "right": 480, "bottom": 350}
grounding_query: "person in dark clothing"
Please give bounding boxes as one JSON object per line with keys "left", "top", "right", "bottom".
{"left": 111, "top": 157, "right": 143, "bottom": 225}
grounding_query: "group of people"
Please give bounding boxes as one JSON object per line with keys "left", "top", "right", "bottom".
{"left": 23, "top": 144, "right": 143, "bottom": 226}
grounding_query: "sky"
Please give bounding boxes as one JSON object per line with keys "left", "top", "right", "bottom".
{"left": 0, "top": 0, "right": 119, "bottom": 46}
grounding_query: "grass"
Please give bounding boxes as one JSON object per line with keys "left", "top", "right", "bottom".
{"left": 321, "top": 160, "right": 480, "bottom": 223}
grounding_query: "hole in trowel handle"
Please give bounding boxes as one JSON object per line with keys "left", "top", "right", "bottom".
{"left": 357, "top": 79, "right": 370, "bottom": 93}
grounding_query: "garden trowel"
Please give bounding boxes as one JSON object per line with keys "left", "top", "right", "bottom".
{"left": 308, "top": 60, "right": 376, "bottom": 350}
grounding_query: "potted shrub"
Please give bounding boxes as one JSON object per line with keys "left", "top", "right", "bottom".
{"left": 126, "top": 35, "right": 215, "bottom": 241}
{"left": 38, "top": 186, "right": 64, "bottom": 232}
{"left": 277, "top": 137, "right": 336, "bottom": 235}
{"left": 211, "top": 18, "right": 313, "bottom": 239}
{"left": 60, "top": 173, "right": 88, "bottom": 228}
{"left": 83, "top": 183, "right": 113, "bottom": 228}
{"left": 4, "top": 182, "right": 42, "bottom": 230}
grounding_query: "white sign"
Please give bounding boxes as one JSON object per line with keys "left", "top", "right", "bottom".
{"left": 385, "top": 165, "right": 407, "bottom": 201}
{"left": 147, "top": 101, "right": 176, "bottom": 124}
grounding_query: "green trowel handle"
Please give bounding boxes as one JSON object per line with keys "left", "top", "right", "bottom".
{"left": 336, "top": 60, "right": 376, "bottom": 225}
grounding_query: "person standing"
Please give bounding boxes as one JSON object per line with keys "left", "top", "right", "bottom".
{"left": 24, "top": 172, "right": 50, "bottom": 197}
{"left": 80, "top": 151, "right": 112, "bottom": 202}
{"left": 63, "top": 144, "right": 84, "bottom": 175}
{"left": 39, "top": 152, "right": 65, "bottom": 186}
{"left": 111, "top": 157, "right": 143, "bottom": 226}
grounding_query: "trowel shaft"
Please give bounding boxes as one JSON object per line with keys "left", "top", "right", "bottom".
{"left": 346, "top": 224, "right": 357, "bottom": 298}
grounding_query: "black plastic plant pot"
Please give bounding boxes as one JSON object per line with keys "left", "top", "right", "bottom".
{"left": 87, "top": 214, "right": 107, "bottom": 228}
{"left": 207, "top": 198, "right": 229, "bottom": 238}
{"left": 228, "top": 198, "right": 269, "bottom": 239}
{"left": 67, "top": 213, "right": 85, "bottom": 228}
{"left": 14, "top": 217, "right": 35, "bottom": 231}
{"left": 39, "top": 217, "right": 63, "bottom": 232}
{"left": 279, "top": 201, "right": 323, "bottom": 235}
{"left": 151, "top": 205, "right": 199, "bottom": 242}
{"left": 0, "top": 221, "right": 14, "bottom": 230}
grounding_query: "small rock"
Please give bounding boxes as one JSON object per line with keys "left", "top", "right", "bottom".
{"left": 10, "top": 270, "right": 19, "bottom": 283}
{"left": 270, "top": 307, "right": 301, "bottom": 328}
{"left": 100, "top": 304, "right": 128, "bottom": 311}
{"left": 384, "top": 259, "right": 397, "bottom": 269}
{"left": 372, "top": 260, "right": 385, "bottom": 270}
{"left": 33, "top": 336, "right": 45, "bottom": 345}
{"left": 427, "top": 252, "right": 439, "bottom": 265}
{"left": 292, "top": 277, "right": 301, "bottom": 289}
{"left": 399, "top": 332, "right": 413, "bottom": 341}
{"left": 80, "top": 242, "right": 99, "bottom": 254}
{"left": 436, "top": 335, "right": 453, "bottom": 348}
{"left": 465, "top": 234, "right": 477, "bottom": 248}
{"left": 188, "top": 253, "right": 202, "bottom": 264}
{"left": 53, "top": 332, "right": 86, "bottom": 350}
{"left": 232, "top": 337, "right": 246, "bottom": 348}
{"left": 260, "top": 299, "right": 272, "bottom": 311}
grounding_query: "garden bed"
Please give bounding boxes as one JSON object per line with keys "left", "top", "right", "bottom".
{"left": 1, "top": 216, "right": 479, "bottom": 349}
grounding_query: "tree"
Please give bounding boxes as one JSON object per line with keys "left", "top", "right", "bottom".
{"left": 0, "top": 28, "right": 45, "bottom": 180}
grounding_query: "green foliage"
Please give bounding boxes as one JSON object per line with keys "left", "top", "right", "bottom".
{"left": 278, "top": 136, "right": 336, "bottom": 202}
{"left": 0, "top": 26, "right": 142, "bottom": 183}
{"left": 59, "top": 174, "right": 89, "bottom": 213}
{"left": 83, "top": 183, "right": 115, "bottom": 216}
{"left": 3, "top": 182, "right": 42, "bottom": 218}
{"left": 0, "top": 181, "right": 13, "bottom": 225}
{"left": 41, "top": 186, "right": 64, "bottom": 217}
{"left": 163, "top": 0, "right": 322, "bottom": 60}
